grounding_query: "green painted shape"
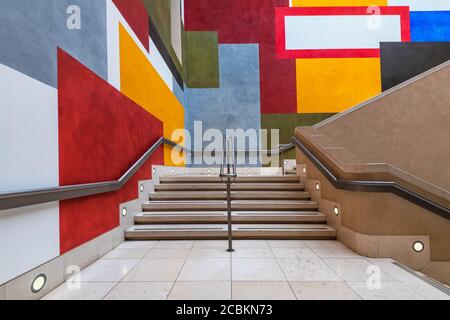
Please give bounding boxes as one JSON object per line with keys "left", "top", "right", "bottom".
{"left": 185, "top": 31, "right": 220, "bottom": 88}
{"left": 143, "top": 0, "right": 183, "bottom": 76}
{"left": 261, "top": 113, "right": 336, "bottom": 161}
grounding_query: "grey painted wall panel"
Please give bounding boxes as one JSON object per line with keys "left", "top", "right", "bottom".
{"left": 0, "top": 0, "right": 107, "bottom": 87}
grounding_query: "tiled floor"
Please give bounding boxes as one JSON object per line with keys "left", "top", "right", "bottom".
{"left": 41, "top": 240, "right": 450, "bottom": 300}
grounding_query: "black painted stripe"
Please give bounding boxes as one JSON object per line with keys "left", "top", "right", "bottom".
{"left": 149, "top": 17, "right": 184, "bottom": 90}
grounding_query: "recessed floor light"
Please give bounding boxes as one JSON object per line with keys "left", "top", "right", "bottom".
{"left": 333, "top": 206, "right": 340, "bottom": 216}
{"left": 413, "top": 241, "right": 424, "bottom": 253}
{"left": 31, "top": 274, "right": 47, "bottom": 293}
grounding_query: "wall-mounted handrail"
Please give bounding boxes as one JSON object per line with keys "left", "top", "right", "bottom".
{"left": 292, "top": 136, "right": 450, "bottom": 221}
{"left": 0, "top": 137, "right": 185, "bottom": 211}
{"left": 0, "top": 138, "right": 294, "bottom": 211}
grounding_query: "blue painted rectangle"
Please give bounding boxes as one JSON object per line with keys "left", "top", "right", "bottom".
{"left": 410, "top": 11, "right": 450, "bottom": 42}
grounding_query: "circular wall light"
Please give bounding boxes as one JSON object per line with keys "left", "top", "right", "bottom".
{"left": 412, "top": 241, "right": 424, "bottom": 253}
{"left": 284, "top": 160, "right": 287, "bottom": 165}
{"left": 152, "top": 168, "right": 156, "bottom": 174}
{"left": 315, "top": 183, "right": 320, "bottom": 191}
{"left": 121, "top": 207, "right": 127, "bottom": 217}
{"left": 207, "top": 169, "right": 211, "bottom": 174}
{"left": 31, "top": 274, "right": 47, "bottom": 293}
{"left": 171, "top": 169, "right": 175, "bottom": 175}
{"left": 139, "top": 184, "right": 144, "bottom": 192}
{"left": 333, "top": 206, "right": 340, "bottom": 216}
{"left": 302, "top": 167, "right": 307, "bottom": 174}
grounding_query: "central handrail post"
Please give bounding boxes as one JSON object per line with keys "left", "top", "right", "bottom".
{"left": 226, "top": 167, "right": 233, "bottom": 252}
{"left": 220, "top": 136, "right": 237, "bottom": 252}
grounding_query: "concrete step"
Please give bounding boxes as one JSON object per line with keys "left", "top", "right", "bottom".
{"left": 125, "top": 224, "right": 336, "bottom": 240}
{"left": 159, "top": 175, "right": 301, "bottom": 184}
{"left": 149, "top": 191, "right": 311, "bottom": 201}
{"left": 134, "top": 211, "right": 327, "bottom": 224}
{"left": 142, "top": 200, "right": 319, "bottom": 212}
{"left": 155, "top": 183, "right": 305, "bottom": 192}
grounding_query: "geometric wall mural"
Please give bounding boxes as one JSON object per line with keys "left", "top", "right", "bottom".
{"left": 1, "top": 0, "right": 449, "bottom": 284}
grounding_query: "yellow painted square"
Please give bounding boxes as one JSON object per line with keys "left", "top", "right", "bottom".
{"left": 296, "top": 58, "right": 381, "bottom": 114}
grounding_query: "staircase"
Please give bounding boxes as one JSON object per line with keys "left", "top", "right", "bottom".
{"left": 125, "top": 174, "right": 336, "bottom": 240}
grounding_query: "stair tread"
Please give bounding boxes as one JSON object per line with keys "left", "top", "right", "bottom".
{"left": 143, "top": 200, "right": 317, "bottom": 205}
{"left": 127, "top": 224, "right": 335, "bottom": 231}
{"left": 125, "top": 224, "right": 336, "bottom": 240}
{"left": 160, "top": 175, "right": 300, "bottom": 183}
{"left": 136, "top": 211, "right": 325, "bottom": 216}
{"left": 149, "top": 191, "right": 311, "bottom": 200}
{"left": 155, "top": 183, "right": 304, "bottom": 191}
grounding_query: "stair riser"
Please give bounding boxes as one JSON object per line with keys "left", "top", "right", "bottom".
{"left": 135, "top": 216, "right": 327, "bottom": 224}
{"left": 126, "top": 231, "right": 336, "bottom": 241}
{"left": 155, "top": 185, "right": 305, "bottom": 191}
{"left": 143, "top": 204, "right": 319, "bottom": 212}
{"left": 149, "top": 193, "right": 311, "bottom": 201}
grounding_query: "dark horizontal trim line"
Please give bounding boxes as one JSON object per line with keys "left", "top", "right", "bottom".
{"left": 149, "top": 17, "right": 184, "bottom": 90}
{"left": 292, "top": 137, "right": 450, "bottom": 221}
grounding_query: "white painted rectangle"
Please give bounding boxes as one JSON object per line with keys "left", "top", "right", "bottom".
{"left": 285, "top": 15, "right": 402, "bottom": 50}
{"left": 0, "top": 202, "right": 60, "bottom": 285}
{"left": 0, "top": 63, "right": 58, "bottom": 193}
{"left": 388, "top": 0, "right": 450, "bottom": 11}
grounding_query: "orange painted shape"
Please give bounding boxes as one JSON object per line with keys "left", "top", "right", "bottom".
{"left": 296, "top": 58, "right": 382, "bottom": 114}
{"left": 119, "top": 23, "right": 185, "bottom": 166}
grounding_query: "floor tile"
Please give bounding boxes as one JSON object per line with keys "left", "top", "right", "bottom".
{"left": 193, "top": 240, "right": 229, "bottom": 249}
{"left": 155, "top": 241, "right": 194, "bottom": 249}
{"left": 272, "top": 248, "right": 318, "bottom": 259}
{"left": 169, "top": 282, "right": 231, "bottom": 300}
{"left": 102, "top": 248, "right": 150, "bottom": 260}
{"left": 290, "top": 282, "right": 361, "bottom": 300}
{"left": 367, "top": 259, "right": 450, "bottom": 300}
{"left": 232, "top": 248, "right": 274, "bottom": 259}
{"left": 42, "top": 282, "right": 116, "bottom": 300}
{"left": 348, "top": 282, "right": 424, "bottom": 300}
{"left": 145, "top": 248, "right": 190, "bottom": 259}
{"left": 232, "top": 240, "right": 269, "bottom": 248}
{"left": 115, "top": 241, "right": 158, "bottom": 249}
{"left": 268, "top": 240, "right": 307, "bottom": 248}
{"left": 232, "top": 282, "right": 295, "bottom": 300}
{"left": 122, "top": 259, "right": 185, "bottom": 282}
{"left": 303, "top": 240, "right": 345, "bottom": 249}
{"left": 313, "top": 248, "right": 362, "bottom": 259}
{"left": 103, "top": 282, "right": 173, "bottom": 300}
{"left": 323, "top": 259, "right": 398, "bottom": 282}
{"left": 79, "top": 259, "right": 139, "bottom": 282}
{"left": 232, "top": 258, "right": 285, "bottom": 281}
{"left": 178, "top": 259, "right": 231, "bottom": 281}
{"left": 189, "top": 248, "right": 231, "bottom": 259}
{"left": 277, "top": 258, "right": 341, "bottom": 282}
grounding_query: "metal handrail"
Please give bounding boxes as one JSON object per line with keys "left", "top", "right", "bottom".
{"left": 292, "top": 136, "right": 450, "bottom": 220}
{"left": 0, "top": 137, "right": 185, "bottom": 210}
{"left": 219, "top": 136, "right": 237, "bottom": 252}
{"left": 0, "top": 137, "right": 294, "bottom": 211}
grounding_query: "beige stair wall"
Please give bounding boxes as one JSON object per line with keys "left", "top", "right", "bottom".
{"left": 296, "top": 148, "right": 450, "bottom": 285}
